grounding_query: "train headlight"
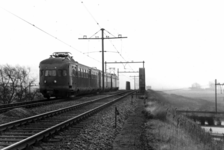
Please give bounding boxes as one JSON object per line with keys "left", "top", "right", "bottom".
{"left": 44, "top": 80, "right": 46, "bottom": 83}
{"left": 54, "top": 80, "right": 57, "bottom": 83}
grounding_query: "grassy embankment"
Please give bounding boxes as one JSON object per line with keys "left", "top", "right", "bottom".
{"left": 143, "top": 90, "right": 224, "bottom": 150}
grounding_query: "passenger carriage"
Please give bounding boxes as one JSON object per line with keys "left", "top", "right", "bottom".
{"left": 39, "top": 52, "right": 119, "bottom": 99}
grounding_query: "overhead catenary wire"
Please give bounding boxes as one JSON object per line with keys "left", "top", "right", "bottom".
{"left": 80, "top": 1, "right": 101, "bottom": 29}
{"left": 104, "top": 31, "right": 134, "bottom": 71}
{"left": 0, "top": 7, "right": 101, "bottom": 63}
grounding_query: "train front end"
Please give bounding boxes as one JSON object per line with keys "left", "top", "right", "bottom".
{"left": 39, "top": 52, "right": 74, "bottom": 99}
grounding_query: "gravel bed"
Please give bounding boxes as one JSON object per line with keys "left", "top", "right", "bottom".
{"left": 31, "top": 95, "right": 108, "bottom": 114}
{"left": 0, "top": 95, "right": 108, "bottom": 125}
{"left": 33, "top": 95, "right": 139, "bottom": 150}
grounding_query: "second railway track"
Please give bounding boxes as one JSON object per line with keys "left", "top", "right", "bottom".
{"left": 0, "top": 91, "right": 124, "bottom": 114}
{"left": 0, "top": 91, "right": 133, "bottom": 150}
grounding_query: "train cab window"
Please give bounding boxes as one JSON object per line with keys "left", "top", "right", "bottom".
{"left": 52, "top": 70, "right": 56, "bottom": 76}
{"left": 44, "top": 70, "right": 56, "bottom": 76}
{"left": 45, "top": 70, "right": 49, "bottom": 76}
{"left": 63, "top": 70, "right": 67, "bottom": 76}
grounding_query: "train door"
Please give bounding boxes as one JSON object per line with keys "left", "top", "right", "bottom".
{"left": 89, "top": 69, "right": 92, "bottom": 89}
{"left": 72, "top": 65, "right": 77, "bottom": 90}
{"left": 68, "top": 64, "right": 73, "bottom": 89}
{"left": 98, "top": 71, "right": 101, "bottom": 89}
{"left": 111, "top": 75, "right": 113, "bottom": 89}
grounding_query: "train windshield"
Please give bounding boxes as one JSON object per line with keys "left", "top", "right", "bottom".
{"left": 42, "top": 70, "right": 67, "bottom": 77}
{"left": 45, "top": 70, "right": 57, "bottom": 76}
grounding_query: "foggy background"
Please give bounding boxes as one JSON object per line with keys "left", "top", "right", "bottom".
{"left": 0, "top": 0, "right": 224, "bottom": 90}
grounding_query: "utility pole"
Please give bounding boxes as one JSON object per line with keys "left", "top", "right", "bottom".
{"left": 130, "top": 76, "right": 139, "bottom": 90}
{"left": 215, "top": 79, "right": 224, "bottom": 113}
{"left": 215, "top": 79, "right": 217, "bottom": 113}
{"left": 79, "top": 28, "right": 127, "bottom": 91}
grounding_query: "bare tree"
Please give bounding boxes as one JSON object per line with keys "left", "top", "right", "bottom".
{"left": 0, "top": 64, "right": 37, "bottom": 104}
{"left": 190, "top": 83, "right": 201, "bottom": 90}
{"left": 16, "top": 66, "right": 36, "bottom": 102}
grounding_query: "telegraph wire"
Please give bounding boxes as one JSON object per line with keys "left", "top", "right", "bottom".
{"left": 0, "top": 7, "right": 101, "bottom": 63}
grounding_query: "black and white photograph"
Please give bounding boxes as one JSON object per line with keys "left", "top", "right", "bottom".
{"left": 0, "top": 0, "right": 224, "bottom": 149}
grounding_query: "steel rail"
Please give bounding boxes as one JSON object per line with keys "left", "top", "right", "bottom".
{"left": 0, "top": 92, "right": 126, "bottom": 132}
{"left": 3, "top": 92, "right": 132, "bottom": 150}
{"left": 0, "top": 98, "right": 60, "bottom": 113}
{"left": 0, "top": 91, "right": 124, "bottom": 113}
{"left": 0, "top": 91, "right": 131, "bottom": 149}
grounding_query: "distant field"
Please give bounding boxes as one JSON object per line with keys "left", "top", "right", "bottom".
{"left": 156, "top": 89, "right": 224, "bottom": 112}
{"left": 163, "top": 90, "right": 220, "bottom": 100}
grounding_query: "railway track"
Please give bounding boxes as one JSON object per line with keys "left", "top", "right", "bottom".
{"left": 0, "top": 91, "right": 123, "bottom": 113}
{"left": 0, "top": 91, "right": 132, "bottom": 150}
{"left": 0, "top": 98, "right": 60, "bottom": 114}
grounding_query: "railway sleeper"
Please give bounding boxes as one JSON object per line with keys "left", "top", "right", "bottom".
{"left": 9, "top": 129, "right": 41, "bottom": 132}
{"left": 0, "top": 139, "right": 21, "bottom": 142}
{"left": 0, "top": 135, "right": 27, "bottom": 139}
{"left": 17, "top": 128, "right": 46, "bottom": 130}
{"left": 0, "top": 142, "right": 10, "bottom": 147}
{"left": 2, "top": 132, "right": 34, "bottom": 136}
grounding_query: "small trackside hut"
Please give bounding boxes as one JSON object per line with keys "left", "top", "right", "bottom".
{"left": 39, "top": 52, "right": 119, "bottom": 99}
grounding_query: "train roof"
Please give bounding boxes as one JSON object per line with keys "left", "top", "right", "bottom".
{"left": 40, "top": 52, "right": 118, "bottom": 76}
{"left": 40, "top": 52, "right": 77, "bottom": 65}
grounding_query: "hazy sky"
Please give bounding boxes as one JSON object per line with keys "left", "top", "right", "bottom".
{"left": 1, "top": 0, "right": 224, "bottom": 89}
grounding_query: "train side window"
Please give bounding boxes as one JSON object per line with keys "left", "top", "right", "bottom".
{"left": 63, "top": 70, "right": 67, "bottom": 76}
{"left": 86, "top": 70, "right": 88, "bottom": 78}
{"left": 78, "top": 68, "right": 80, "bottom": 77}
{"left": 58, "top": 70, "right": 62, "bottom": 77}
{"left": 83, "top": 69, "right": 85, "bottom": 78}
{"left": 82, "top": 69, "right": 84, "bottom": 78}
{"left": 80, "top": 68, "right": 82, "bottom": 78}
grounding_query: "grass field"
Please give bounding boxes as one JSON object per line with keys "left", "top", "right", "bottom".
{"left": 156, "top": 89, "right": 224, "bottom": 112}
{"left": 144, "top": 90, "right": 222, "bottom": 150}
